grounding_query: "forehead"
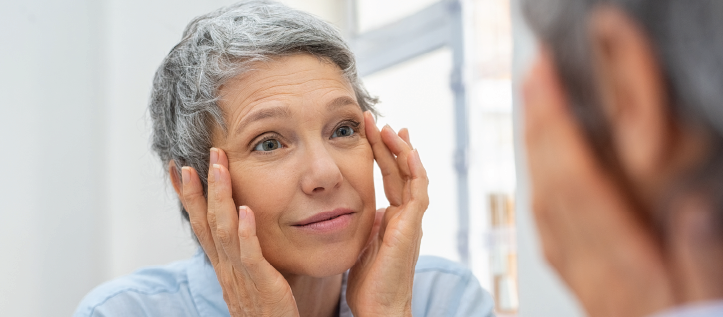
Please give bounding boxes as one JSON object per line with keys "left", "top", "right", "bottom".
{"left": 218, "top": 54, "right": 354, "bottom": 112}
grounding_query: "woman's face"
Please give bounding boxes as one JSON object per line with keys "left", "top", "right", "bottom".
{"left": 213, "top": 54, "right": 376, "bottom": 278}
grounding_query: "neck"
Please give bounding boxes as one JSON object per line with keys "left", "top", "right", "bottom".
{"left": 282, "top": 272, "right": 343, "bottom": 317}
{"left": 667, "top": 196, "right": 723, "bottom": 303}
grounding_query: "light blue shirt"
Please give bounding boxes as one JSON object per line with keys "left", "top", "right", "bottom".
{"left": 650, "top": 302, "right": 723, "bottom": 317}
{"left": 74, "top": 249, "right": 495, "bottom": 316}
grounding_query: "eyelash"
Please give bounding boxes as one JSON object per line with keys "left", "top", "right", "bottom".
{"left": 331, "top": 119, "right": 361, "bottom": 138}
{"left": 251, "top": 133, "right": 284, "bottom": 154}
{"left": 249, "top": 119, "right": 361, "bottom": 152}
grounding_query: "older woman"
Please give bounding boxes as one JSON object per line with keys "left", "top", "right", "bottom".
{"left": 74, "top": 1, "right": 493, "bottom": 316}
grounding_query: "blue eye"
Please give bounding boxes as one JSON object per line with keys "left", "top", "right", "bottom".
{"left": 331, "top": 126, "right": 355, "bottom": 138}
{"left": 254, "top": 139, "right": 282, "bottom": 151}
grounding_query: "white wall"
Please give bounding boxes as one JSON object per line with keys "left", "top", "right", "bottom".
{"left": 0, "top": 1, "right": 105, "bottom": 315}
{"left": 510, "top": 0, "right": 586, "bottom": 316}
{"left": 0, "top": 1, "right": 342, "bottom": 316}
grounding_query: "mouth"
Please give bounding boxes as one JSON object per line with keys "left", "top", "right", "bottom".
{"left": 292, "top": 208, "right": 356, "bottom": 232}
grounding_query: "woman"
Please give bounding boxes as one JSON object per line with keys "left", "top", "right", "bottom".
{"left": 74, "top": 1, "right": 494, "bottom": 316}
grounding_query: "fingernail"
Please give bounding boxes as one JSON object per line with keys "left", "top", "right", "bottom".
{"left": 239, "top": 206, "right": 247, "bottom": 220}
{"left": 181, "top": 167, "right": 190, "bottom": 185}
{"left": 210, "top": 148, "right": 219, "bottom": 164}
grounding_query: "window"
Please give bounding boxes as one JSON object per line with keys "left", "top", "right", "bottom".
{"left": 349, "top": 0, "right": 517, "bottom": 314}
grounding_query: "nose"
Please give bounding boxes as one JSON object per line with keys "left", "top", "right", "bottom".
{"left": 300, "top": 144, "right": 343, "bottom": 195}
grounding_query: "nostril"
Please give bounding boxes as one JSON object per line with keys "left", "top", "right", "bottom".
{"left": 313, "top": 187, "right": 324, "bottom": 192}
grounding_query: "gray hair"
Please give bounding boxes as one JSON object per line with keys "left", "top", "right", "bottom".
{"left": 149, "top": 0, "right": 378, "bottom": 223}
{"left": 523, "top": 0, "right": 723, "bottom": 230}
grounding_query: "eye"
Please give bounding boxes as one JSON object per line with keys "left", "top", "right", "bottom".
{"left": 253, "top": 139, "right": 283, "bottom": 152}
{"left": 331, "top": 125, "right": 355, "bottom": 138}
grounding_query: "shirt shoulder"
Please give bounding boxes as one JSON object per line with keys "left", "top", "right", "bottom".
{"left": 412, "top": 256, "right": 495, "bottom": 317}
{"left": 73, "top": 258, "right": 199, "bottom": 317}
{"left": 649, "top": 301, "right": 723, "bottom": 317}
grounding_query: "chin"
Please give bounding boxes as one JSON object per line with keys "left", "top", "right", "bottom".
{"left": 273, "top": 239, "right": 365, "bottom": 278}
{"left": 302, "top": 243, "right": 364, "bottom": 277}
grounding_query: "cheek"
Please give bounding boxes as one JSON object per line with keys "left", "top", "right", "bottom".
{"left": 228, "top": 163, "right": 296, "bottom": 233}
{"left": 339, "top": 144, "right": 376, "bottom": 207}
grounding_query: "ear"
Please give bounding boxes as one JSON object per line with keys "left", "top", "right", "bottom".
{"left": 168, "top": 160, "right": 183, "bottom": 199}
{"left": 589, "top": 6, "right": 671, "bottom": 189}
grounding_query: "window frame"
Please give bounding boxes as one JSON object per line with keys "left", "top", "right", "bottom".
{"left": 347, "top": 0, "right": 472, "bottom": 265}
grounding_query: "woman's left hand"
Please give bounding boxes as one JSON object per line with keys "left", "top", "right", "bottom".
{"left": 345, "top": 111, "right": 429, "bottom": 317}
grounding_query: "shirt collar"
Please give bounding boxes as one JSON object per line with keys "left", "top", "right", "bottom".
{"left": 186, "top": 248, "right": 353, "bottom": 317}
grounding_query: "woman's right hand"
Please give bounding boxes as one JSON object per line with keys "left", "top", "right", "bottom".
{"left": 180, "top": 148, "right": 299, "bottom": 317}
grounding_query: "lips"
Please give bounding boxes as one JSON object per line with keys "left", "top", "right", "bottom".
{"left": 292, "top": 208, "right": 355, "bottom": 227}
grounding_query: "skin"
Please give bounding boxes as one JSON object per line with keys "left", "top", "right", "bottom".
{"left": 214, "top": 54, "right": 376, "bottom": 279}
{"left": 524, "top": 5, "right": 723, "bottom": 317}
{"left": 169, "top": 54, "right": 428, "bottom": 317}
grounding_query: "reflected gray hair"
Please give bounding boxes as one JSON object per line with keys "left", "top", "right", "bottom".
{"left": 523, "top": 0, "right": 723, "bottom": 230}
{"left": 149, "top": 0, "right": 378, "bottom": 223}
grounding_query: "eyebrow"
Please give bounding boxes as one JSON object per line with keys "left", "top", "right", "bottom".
{"left": 234, "top": 96, "right": 360, "bottom": 135}
{"left": 236, "top": 105, "right": 292, "bottom": 134}
{"left": 326, "top": 96, "right": 359, "bottom": 112}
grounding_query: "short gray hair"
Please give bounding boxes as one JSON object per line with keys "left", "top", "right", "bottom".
{"left": 523, "top": 0, "right": 723, "bottom": 230}
{"left": 149, "top": 0, "right": 378, "bottom": 223}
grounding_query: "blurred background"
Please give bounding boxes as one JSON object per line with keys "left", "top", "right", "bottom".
{"left": 0, "top": 0, "right": 583, "bottom": 315}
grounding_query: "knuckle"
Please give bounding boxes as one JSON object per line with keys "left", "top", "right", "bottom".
{"left": 239, "top": 254, "right": 262, "bottom": 268}
{"left": 238, "top": 227, "right": 253, "bottom": 239}
{"left": 184, "top": 188, "right": 203, "bottom": 202}
{"left": 216, "top": 226, "right": 234, "bottom": 245}
{"left": 211, "top": 189, "right": 225, "bottom": 205}
{"left": 188, "top": 218, "right": 203, "bottom": 229}
{"left": 207, "top": 213, "right": 217, "bottom": 227}
{"left": 220, "top": 274, "right": 237, "bottom": 289}
{"left": 189, "top": 220, "right": 208, "bottom": 236}
{"left": 421, "top": 197, "right": 430, "bottom": 209}
{"left": 381, "top": 168, "right": 395, "bottom": 178}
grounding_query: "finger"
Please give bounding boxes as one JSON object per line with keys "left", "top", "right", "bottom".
{"left": 398, "top": 128, "right": 412, "bottom": 148}
{"left": 404, "top": 149, "right": 429, "bottom": 223}
{"left": 380, "top": 125, "right": 413, "bottom": 179}
{"left": 235, "top": 206, "right": 286, "bottom": 288}
{"left": 381, "top": 150, "right": 429, "bottom": 249}
{"left": 211, "top": 148, "right": 250, "bottom": 267}
{"left": 207, "top": 148, "right": 237, "bottom": 263}
{"left": 364, "top": 111, "right": 404, "bottom": 206}
{"left": 182, "top": 166, "right": 220, "bottom": 265}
